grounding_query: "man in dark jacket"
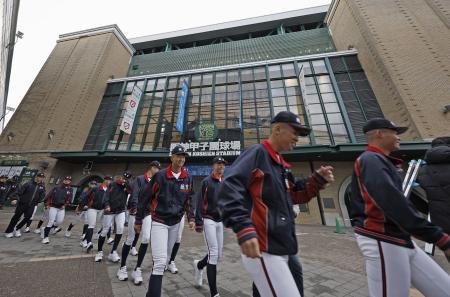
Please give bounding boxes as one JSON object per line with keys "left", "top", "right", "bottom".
{"left": 417, "top": 137, "right": 450, "bottom": 234}
{"left": 5, "top": 173, "right": 46, "bottom": 238}
{"left": 350, "top": 118, "right": 450, "bottom": 297}
{"left": 42, "top": 176, "right": 74, "bottom": 244}
{"left": 136, "top": 145, "right": 195, "bottom": 297}
{"left": 95, "top": 171, "right": 132, "bottom": 263}
{"left": 0, "top": 175, "right": 8, "bottom": 209}
{"left": 218, "top": 111, "right": 334, "bottom": 297}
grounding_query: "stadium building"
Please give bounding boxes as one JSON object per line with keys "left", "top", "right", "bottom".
{"left": 1, "top": 1, "right": 449, "bottom": 225}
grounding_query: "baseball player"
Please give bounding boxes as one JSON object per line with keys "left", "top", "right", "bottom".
{"left": 218, "top": 111, "right": 334, "bottom": 297}
{"left": 42, "top": 176, "right": 74, "bottom": 244}
{"left": 95, "top": 171, "right": 132, "bottom": 263}
{"left": 117, "top": 160, "right": 161, "bottom": 284}
{"left": 136, "top": 145, "right": 195, "bottom": 297}
{"left": 193, "top": 156, "right": 227, "bottom": 297}
{"left": 5, "top": 173, "right": 46, "bottom": 238}
{"left": 77, "top": 182, "right": 99, "bottom": 247}
{"left": 0, "top": 175, "right": 8, "bottom": 209}
{"left": 349, "top": 118, "right": 450, "bottom": 297}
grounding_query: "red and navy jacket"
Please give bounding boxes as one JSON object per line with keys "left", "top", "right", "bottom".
{"left": 195, "top": 173, "right": 223, "bottom": 226}
{"left": 44, "top": 185, "right": 73, "bottom": 208}
{"left": 218, "top": 140, "right": 328, "bottom": 255}
{"left": 350, "top": 146, "right": 450, "bottom": 250}
{"left": 128, "top": 173, "right": 151, "bottom": 213}
{"left": 104, "top": 179, "right": 132, "bottom": 214}
{"left": 80, "top": 184, "right": 108, "bottom": 210}
{"left": 136, "top": 166, "right": 194, "bottom": 226}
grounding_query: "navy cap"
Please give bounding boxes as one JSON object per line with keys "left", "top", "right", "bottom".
{"left": 363, "top": 118, "right": 408, "bottom": 135}
{"left": 104, "top": 175, "right": 113, "bottom": 181}
{"left": 123, "top": 171, "right": 132, "bottom": 179}
{"left": 171, "top": 145, "right": 189, "bottom": 156}
{"left": 271, "top": 111, "right": 311, "bottom": 136}
{"left": 64, "top": 176, "right": 72, "bottom": 181}
{"left": 36, "top": 173, "right": 45, "bottom": 178}
{"left": 149, "top": 160, "right": 162, "bottom": 169}
{"left": 213, "top": 156, "right": 227, "bottom": 164}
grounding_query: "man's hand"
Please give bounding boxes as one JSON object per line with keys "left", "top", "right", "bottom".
{"left": 317, "top": 165, "right": 335, "bottom": 182}
{"left": 134, "top": 224, "right": 142, "bottom": 234}
{"left": 104, "top": 207, "right": 111, "bottom": 214}
{"left": 10, "top": 200, "right": 17, "bottom": 206}
{"left": 240, "top": 237, "right": 261, "bottom": 258}
{"left": 195, "top": 224, "right": 203, "bottom": 233}
{"left": 189, "top": 221, "right": 195, "bottom": 230}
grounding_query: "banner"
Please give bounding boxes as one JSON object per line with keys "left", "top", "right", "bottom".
{"left": 120, "top": 85, "right": 143, "bottom": 134}
{"left": 298, "top": 65, "right": 307, "bottom": 103}
{"left": 176, "top": 81, "right": 189, "bottom": 132}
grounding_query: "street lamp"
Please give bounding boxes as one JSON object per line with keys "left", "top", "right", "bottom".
{"left": 5, "top": 31, "right": 24, "bottom": 49}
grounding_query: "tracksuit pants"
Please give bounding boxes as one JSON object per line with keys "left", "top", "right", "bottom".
{"left": 5, "top": 203, "right": 35, "bottom": 233}
{"left": 356, "top": 234, "right": 450, "bottom": 297}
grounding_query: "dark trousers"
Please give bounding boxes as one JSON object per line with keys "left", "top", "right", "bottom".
{"left": 5, "top": 203, "right": 35, "bottom": 233}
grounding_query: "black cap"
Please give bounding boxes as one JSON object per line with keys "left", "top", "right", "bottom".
{"left": 104, "top": 175, "right": 113, "bottom": 181}
{"left": 171, "top": 145, "right": 189, "bottom": 156}
{"left": 36, "top": 173, "right": 45, "bottom": 178}
{"left": 213, "top": 156, "right": 227, "bottom": 164}
{"left": 149, "top": 160, "right": 162, "bottom": 169}
{"left": 12, "top": 175, "right": 19, "bottom": 181}
{"left": 271, "top": 111, "right": 311, "bottom": 136}
{"left": 123, "top": 171, "right": 132, "bottom": 179}
{"left": 64, "top": 176, "right": 72, "bottom": 181}
{"left": 362, "top": 118, "right": 408, "bottom": 135}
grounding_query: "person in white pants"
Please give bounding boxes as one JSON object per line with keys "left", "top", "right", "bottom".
{"left": 193, "top": 156, "right": 226, "bottom": 297}
{"left": 42, "top": 176, "right": 74, "bottom": 244}
{"left": 135, "top": 145, "right": 195, "bottom": 297}
{"left": 166, "top": 214, "right": 184, "bottom": 274}
{"left": 117, "top": 161, "right": 161, "bottom": 285}
{"left": 95, "top": 172, "right": 132, "bottom": 263}
{"left": 350, "top": 118, "right": 450, "bottom": 297}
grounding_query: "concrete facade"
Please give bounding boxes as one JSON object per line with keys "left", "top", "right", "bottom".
{"left": 326, "top": 0, "right": 450, "bottom": 141}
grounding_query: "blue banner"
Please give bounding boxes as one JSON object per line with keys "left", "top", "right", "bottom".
{"left": 176, "top": 80, "right": 189, "bottom": 132}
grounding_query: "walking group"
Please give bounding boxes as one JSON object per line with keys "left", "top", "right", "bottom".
{"left": 2, "top": 111, "right": 450, "bottom": 297}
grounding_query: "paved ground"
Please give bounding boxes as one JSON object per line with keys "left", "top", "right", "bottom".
{"left": 0, "top": 207, "right": 448, "bottom": 297}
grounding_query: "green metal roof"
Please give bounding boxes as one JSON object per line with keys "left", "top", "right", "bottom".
{"left": 128, "top": 28, "right": 335, "bottom": 77}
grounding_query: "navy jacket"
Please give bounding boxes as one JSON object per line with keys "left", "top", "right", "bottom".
{"left": 218, "top": 140, "right": 327, "bottom": 255}
{"left": 136, "top": 166, "right": 194, "bottom": 226}
{"left": 129, "top": 173, "right": 152, "bottom": 214}
{"left": 80, "top": 184, "right": 108, "bottom": 210}
{"left": 6, "top": 181, "right": 19, "bottom": 200}
{"left": 195, "top": 173, "right": 223, "bottom": 226}
{"left": 350, "top": 146, "right": 450, "bottom": 250}
{"left": 104, "top": 179, "right": 132, "bottom": 214}
{"left": 44, "top": 185, "right": 73, "bottom": 208}
{"left": 11, "top": 180, "right": 46, "bottom": 206}
{"left": 417, "top": 145, "right": 450, "bottom": 234}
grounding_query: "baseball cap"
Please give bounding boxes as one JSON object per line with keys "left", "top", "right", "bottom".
{"left": 123, "top": 171, "right": 132, "bottom": 179}
{"left": 271, "top": 111, "right": 311, "bottom": 136}
{"left": 149, "top": 160, "right": 162, "bottom": 169}
{"left": 104, "top": 175, "right": 113, "bottom": 181}
{"left": 213, "top": 156, "right": 227, "bottom": 164}
{"left": 36, "top": 173, "right": 45, "bottom": 178}
{"left": 64, "top": 176, "right": 72, "bottom": 181}
{"left": 362, "top": 118, "right": 408, "bottom": 135}
{"left": 171, "top": 145, "right": 189, "bottom": 156}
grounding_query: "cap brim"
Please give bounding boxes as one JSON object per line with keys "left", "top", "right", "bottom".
{"left": 173, "top": 152, "right": 189, "bottom": 156}
{"left": 290, "top": 123, "right": 312, "bottom": 136}
{"left": 392, "top": 126, "right": 408, "bottom": 135}
{"left": 214, "top": 160, "right": 227, "bottom": 164}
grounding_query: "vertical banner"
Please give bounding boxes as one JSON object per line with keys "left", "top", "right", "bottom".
{"left": 176, "top": 80, "right": 189, "bottom": 132}
{"left": 120, "top": 85, "right": 143, "bottom": 134}
{"left": 298, "top": 65, "right": 307, "bottom": 103}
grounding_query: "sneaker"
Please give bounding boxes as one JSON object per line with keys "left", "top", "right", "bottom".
{"left": 14, "top": 229, "right": 21, "bottom": 237}
{"left": 132, "top": 268, "right": 143, "bottom": 285}
{"left": 117, "top": 266, "right": 128, "bottom": 281}
{"left": 5, "top": 232, "right": 14, "bottom": 238}
{"left": 65, "top": 230, "right": 71, "bottom": 237}
{"left": 33, "top": 229, "right": 41, "bottom": 234}
{"left": 24, "top": 227, "right": 30, "bottom": 233}
{"left": 86, "top": 242, "right": 93, "bottom": 252}
{"left": 167, "top": 261, "right": 178, "bottom": 274}
{"left": 52, "top": 227, "right": 62, "bottom": 234}
{"left": 130, "top": 247, "right": 138, "bottom": 256}
{"left": 42, "top": 237, "right": 50, "bottom": 244}
{"left": 108, "top": 251, "right": 121, "bottom": 263}
{"left": 95, "top": 251, "right": 103, "bottom": 262}
{"left": 80, "top": 240, "right": 88, "bottom": 248}
{"left": 107, "top": 237, "right": 114, "bottom": 245}
{"left": 193, "top": 260, "right": 203, "bottom": 287}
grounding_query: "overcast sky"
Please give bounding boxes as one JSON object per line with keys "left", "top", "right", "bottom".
{"left": 5, "top": 0, "right": 331, "bottom": 124}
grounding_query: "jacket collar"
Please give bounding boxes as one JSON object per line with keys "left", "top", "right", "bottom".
{"left": 210, "top": 172, "right": 223, "bottom": 181}
{"left": 99, "top": 184, "right": 107, "bottom": 191}
{"left": 144, "top": 172, "right": 151, "bottom": 182}
{"left": 166, "top": 165, "right": 188, "bottom": 179}
{"left": 366, "top": 145, "right": 403, "bottom": 167}
{"left": 262, "top": 140, "right": 292, "bottom": 168}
